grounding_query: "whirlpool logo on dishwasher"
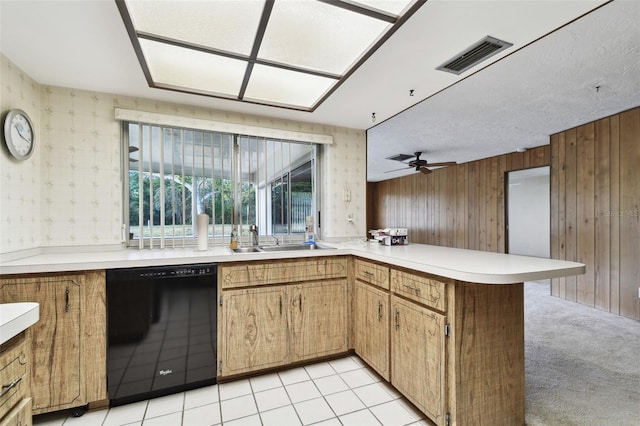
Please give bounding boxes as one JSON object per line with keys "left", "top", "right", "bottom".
{"left": 159, "top": 369, "right": 173, "bottom": 376}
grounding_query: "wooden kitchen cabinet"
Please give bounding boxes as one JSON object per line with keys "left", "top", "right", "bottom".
{"left": 354, "top": 258, "right": 389, "bottom": 290}
{"left": 0, "top": 331, "right": 31, "bottom": 425}
{"left": 220, "top": 258, "right": 347, "bottom": 289}
{"left": 218, "top": 257, "right": 349, "bottom": 379}
{"left": 383, "top": 262, "right": 524, "bottom": 426}
{"left": 290, "top": 280, "right": 348, "bottom": 361}
{"left": 218, "top": 286, "right": 290, "bottom": 377}
{"left": 389, "top": 264, "right": 448, "bottom": 425}
{"left": 0, "top": 271, "right": 107, "bottom": 415}
{"left": 0, "top": 397, "right": 32, "bottom": 426}
{"left": 391, "top": 295, "right": 446, "bottom": 425}
{"left": 390, "top": 268, "right": 449, "bottom": 312}
{"left": 354, "top": 281, "right": 389, "bottom": 380}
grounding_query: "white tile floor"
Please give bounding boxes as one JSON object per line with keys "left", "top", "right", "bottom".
{"left": 34, "top": 356, "right": 430, "bottom": 426}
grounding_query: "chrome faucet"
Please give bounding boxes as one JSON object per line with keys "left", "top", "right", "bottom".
{"left": 249, "top": 224, "right": 259, "bottom": 246}
{"left": 271, "top": 234, "right": 280, "bottom": 246}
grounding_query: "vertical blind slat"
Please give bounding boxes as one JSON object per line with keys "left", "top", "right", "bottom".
{"left": 180, "top": 129, "right": 185, "bottom": 248}
{"left": 159, "top": 128, "right": 165, "bottom": 249}
{"left": 148, "top": 126, "right": 153, "bottom": 249}
{"left": 171, "top": 129, "right": 176, "bottom": 248}
{"left": 138, "top": 124, "right": 144, "bottom": 250}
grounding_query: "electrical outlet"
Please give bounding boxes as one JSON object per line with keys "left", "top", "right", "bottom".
{"left": 343, "top": 189, "right": 351, "bottom": 202}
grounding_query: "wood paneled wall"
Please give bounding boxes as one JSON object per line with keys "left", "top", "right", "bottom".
{"left": 551, "top": 107, "right": 639, "bottom": 320}
{"left": 368, "top": 146, "right": 550, "bottom": 253}
{"left": 368, "top": 107, "right": 639, "bottom": 320}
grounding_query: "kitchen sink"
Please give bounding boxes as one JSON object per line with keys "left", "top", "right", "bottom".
{"left": 232, "top": 243, "right": 334, "bottom": 253}
{"left": 259, "top": 243, "right": 333, "bottom": 252}
{"left": 231, "top": 247, "right": 263, "bottom": 253}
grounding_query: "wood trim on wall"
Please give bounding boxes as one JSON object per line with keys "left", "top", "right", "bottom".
{"left": 551, "top": 107, "right": 639, "bottom": 320}
{"left": 368, "top": 145, "right": 550, "bottom": 253}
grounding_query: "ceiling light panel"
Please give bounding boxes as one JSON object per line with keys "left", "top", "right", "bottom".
{"left": 259, "top": 0, "right": 391, "bottom": 74}
{"left": 125, "top": 0, "right": 264, "bottom": 55}
{"left": 244, "top": 64, "right": 336, "bottom": 108}
{"left": 117, "top": 0, "right": 425, "bottom": 110}
{"left": 140, "top": 39, "right": 247, "bottom": 97}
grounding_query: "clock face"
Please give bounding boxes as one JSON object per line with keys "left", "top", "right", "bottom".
{"left": 3, "top": 109, "right": 35, "bottom": 160}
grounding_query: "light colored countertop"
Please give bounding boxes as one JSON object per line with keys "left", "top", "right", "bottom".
{"left": 0, "top": 242, "right": 585, "bottom": 284}
{"left": 0, "top": 302, "right": 39, "bottom": 345}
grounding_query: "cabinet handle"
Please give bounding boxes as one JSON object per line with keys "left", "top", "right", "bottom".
{"left": 403, "top": 284, "right": 420, "bottom": 293}
{"left": 279, "top": 296, "right": 283, "bottom": 316}
{"left": 363, "top": 271, "right": 373, "bottom": 276}
{"left": 299, "top": 294, "right": 302, "bottom": 312}
{"left": 395, "top": 308, "right": 400, "bottom": 330}
{"left": 0, "top": 377, "right": 22, "bottom": 398}
{"left": 378, "top": 301, "right": 383, "bottom": 321}
{"left": 65, "top": 287, "right": 70, "bottom": 312}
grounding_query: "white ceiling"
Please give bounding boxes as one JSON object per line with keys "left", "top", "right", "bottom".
{"left": 1, "top": 1, "right": 639, "bottom": 182}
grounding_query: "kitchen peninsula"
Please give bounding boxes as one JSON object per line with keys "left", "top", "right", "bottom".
{"left": 0, "top": 243, "right": 584, "bottom": 426}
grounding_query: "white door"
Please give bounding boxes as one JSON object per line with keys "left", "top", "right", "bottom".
{"left": 507, "top": 166, "right": 550, "bottom": 258}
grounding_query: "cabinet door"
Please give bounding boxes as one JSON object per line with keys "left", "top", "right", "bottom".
{"left": 1, "top": 277, "right": 82, "bottom": 413}
{"left": 354, "top": 282, "right": 389, "bottom": 380}
{"left": 291, "top": 280, "right": 348, "bottom": 361}
{"left": 219, "top": 286, "right": 289, "bottom": 377}
{"left": 391, "top": 296, "right": 446, "bottom": 425}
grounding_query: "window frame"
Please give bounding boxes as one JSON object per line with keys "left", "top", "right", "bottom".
{"left": 121, "top": 121, "right": 320, "bottom": 248}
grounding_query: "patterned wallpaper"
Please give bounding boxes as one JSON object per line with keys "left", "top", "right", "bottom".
{"left": 0, "top": 54, "right": 366, "bottom": 253}
{"left": 321, "top": 127, "right": 367, "bottom": 241}
{"left": 0, "top": 56, "right": 41, "bottom": 253}
{"left": 39, "top": 86, "right": 122, "bottom": 247}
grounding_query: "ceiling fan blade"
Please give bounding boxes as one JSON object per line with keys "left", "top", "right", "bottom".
{"left": 425, "top": 161, "right": 457, "bottom": 168}
{"left": 419, "top": 167, "right": 433, "bottom": 175}
{"left": 384, "top": 166, "right": 411, "bottom": 173}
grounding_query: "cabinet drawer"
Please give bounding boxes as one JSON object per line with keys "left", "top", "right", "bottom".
{"left": 354, "top": 259, "right": 389, "bottom": 290}
{"left": 0, "top": 398, "right": 33, "bottom": 426}
{"left": 0, "top": 397, "right": 32, "bottom": 426}
{"left": 390, "top": 269, "right": 448, "bottom": 312}
{"left": 0, "top": 334, "right": 28, "bottom": 420}
{"left": 220, "top": 257, "right": 347, "bottom": 289}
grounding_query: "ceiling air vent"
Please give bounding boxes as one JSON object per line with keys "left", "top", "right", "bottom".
{"left": 436, "top": 36, "right": 513, "bottom": 75}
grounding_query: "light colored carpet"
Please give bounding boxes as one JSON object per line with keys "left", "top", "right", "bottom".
{"left": 525, "top": 281, "right": 640, "bottom": 425}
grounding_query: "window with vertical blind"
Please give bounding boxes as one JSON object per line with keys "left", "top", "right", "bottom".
{"left": 123, "top": 122, "right": 317, "bottom": 248}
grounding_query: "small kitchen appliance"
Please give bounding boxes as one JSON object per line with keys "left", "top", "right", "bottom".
{"left": 369, "top": 228, "right": 409, "bottom": 245}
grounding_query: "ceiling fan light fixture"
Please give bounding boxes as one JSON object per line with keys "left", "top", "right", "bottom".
{"left": 384, "top": 152, "right": 456, "bottom": 175}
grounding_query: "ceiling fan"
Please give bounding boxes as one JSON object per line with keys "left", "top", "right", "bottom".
{"left": 385, "top": 151, "right": 456, "bottom": 175}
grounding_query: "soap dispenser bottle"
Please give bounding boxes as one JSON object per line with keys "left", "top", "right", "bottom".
{"left": 230, "top": 226, "right": 238, "bottom": 249}
{"left": 304, "top": 216, "right": 315, "bottom": 244}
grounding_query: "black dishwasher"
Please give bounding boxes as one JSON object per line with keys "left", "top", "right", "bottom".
{"left": 106, "top": 263, "right": 217, "bottom": 406}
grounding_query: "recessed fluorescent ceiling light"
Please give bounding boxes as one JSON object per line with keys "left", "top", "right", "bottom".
{"left": 117, "top": 0, "right": 424, "bottom": 111}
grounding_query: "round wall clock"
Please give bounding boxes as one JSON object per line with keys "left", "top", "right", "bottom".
{"left": 3, "top": 108, "right": 35, "bottom": 161}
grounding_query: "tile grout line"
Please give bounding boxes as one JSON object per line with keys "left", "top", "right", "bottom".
{"left": 36, "top": 357, "right": 424, "bottom": 426}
